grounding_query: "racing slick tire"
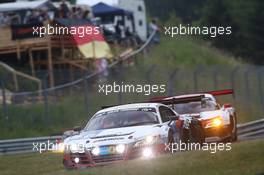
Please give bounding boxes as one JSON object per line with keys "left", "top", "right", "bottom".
{"left": 189, "top": 119, "right": 205, "bottom": 144}
{"left": 168, "top": 129, "right": 175, "bottom": 144}
{"left": 180, "top": 128, "right": 190, "bottom": 144}
{"left": 179, "top": 119, "right": 205, "bottom": 145}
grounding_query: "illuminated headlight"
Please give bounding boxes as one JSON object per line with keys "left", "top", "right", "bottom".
{"left": 212, "top": 118, "right": 222, "bottom": 127}
{"left": 146, "top": 135, "right": 160, "bottom": 144}
{"left": 146, "top": 136, "right": 154, "bottom": 144}
{"left": 91, "top": 147, "right": 100, "bottom": 156}
{"left": 74, "top": 157, "right": 80, "bottom": 164}
{"left": 134, "top": 135, "right": 160, "bottom": 148}
{"left": 204, "top": 117, "right": 222, "bottom": 128}
{"left": 142, "top": 148, "right": 153, "bottom": 158}
{"left": 116, "top": 144, "right": 125, "bottom": 154}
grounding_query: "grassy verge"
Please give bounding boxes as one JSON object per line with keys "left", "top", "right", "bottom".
{"left": 142, "top": 36, "right": 239, "bottom": 68}
{"left": 0, "top": 139, "right": 263, "bottom": 175}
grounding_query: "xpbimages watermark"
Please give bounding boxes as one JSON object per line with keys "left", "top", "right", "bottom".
{"left": 165, "top": 141, "right": 232, "bottom": 154}
{"left": 32, "top": 141, "right": 232, "bottom": 154}
{"left": 32, "top": 140, "right": 64, "bottom": 153}
{"left": 32, "top": 24, "right": 100, "bottom": 38}
{"left": 164, "top": 24, "right": 232, "bottom": 38}
{"left": 98, "top": 82, "right": 166, "bottom": 95}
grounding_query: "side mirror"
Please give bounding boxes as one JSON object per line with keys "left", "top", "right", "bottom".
{"left": 168, "top": 115, "right": 179, "bottom": 125}
{"left": 73, "top": 126, "right": 82, "bottom": 132}
{"left": 170, "top": 116, "right": 178, "bottom": 121}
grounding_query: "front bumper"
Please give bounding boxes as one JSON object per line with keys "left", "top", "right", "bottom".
{"left": 63, "top": 144, "right": 164, "bottom": 169}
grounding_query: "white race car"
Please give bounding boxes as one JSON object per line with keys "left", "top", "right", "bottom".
{"left": 62, "top": 103, "right": 179, "bottom": 169}
{"left": 150, "top": 89, "right": 237, "bottom": 143}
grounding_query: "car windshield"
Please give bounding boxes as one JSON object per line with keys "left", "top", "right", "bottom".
{"left": 84, "top": 109, "right": 159, "bottom": 131}
{"left": 173, "top": 101, "right": 217, "bottom": 114}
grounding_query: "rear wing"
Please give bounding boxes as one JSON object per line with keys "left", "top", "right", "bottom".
{"left": 101, "top": 89, "right": 234, "bottom": 109}
{"left": 148, "top": 89, "right": 234, "bottom": 105}
{"left": 202, "top": 89, "right": 234, "bottom": 97}
{"left": 149, "top": 95, "right": 205, "bottom": 105}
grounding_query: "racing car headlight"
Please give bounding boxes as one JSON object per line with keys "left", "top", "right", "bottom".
{"left": 91, "top": 146, "right": 100, "bottom": 156}
{"left": 146, "top": 135, "right": 160, "bottom": 144}
{"left": 204, "top": 117, "right": 222, "bottom": 128}
{"left": 74, "top": 157, "right": 80, "bottom": 164}
{"left": 116, "top": 144, "right": 125, "bottom": 154}
{"left": 142, "top": 148, "right": 153, "bottom": 158}
{"left": 146, "top": 136, "right": 154, "bottom": 144}
{"left": 134, "top": 135, "right": 160, "bottom": 147}
{"left": 212, "top": 118, "right": 222, "bottom": 127}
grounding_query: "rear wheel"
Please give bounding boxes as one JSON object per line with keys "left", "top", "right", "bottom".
{"left": 230, "top": 115, "right": 237, "bottom": 142}
{"left": 180, "top": 128, "right": 190, "bottom": 143}
{"left": 179, "top": 120, "right": 205, "bottom": 144}
{"left": 224, "top": 115, "right": 237, "bottom": 142}
{"left": 190, "top": 120, "right": 205, "bottom": 144}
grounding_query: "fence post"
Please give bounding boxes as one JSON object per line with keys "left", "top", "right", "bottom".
{"left": 231, "top": 66, "right": 239, "bottom": 91}
{"left": 193, "top": 65, "right": 203, "bottom": 92}
{"left": 244, "top": 68, "right": 251, "bottom": 101}
{"left": 83, "top": 72, "right": 89, "bottom": 112}
{"left": 167, "top": 69, "right": 178, "bottom": 96}
{"left": 0, "top": 79, "right": 9, "bottom": 123}
{"left": 244, "top": 66, "right": 253, "bottom": 116}
{"left": 43, "top": 73, "right": 50, "bottom": 125}
{"left": 257, "top": 68, "right": 264, "bottom": 114}
{"left": 117, "top": 67, "right": 123, "bottom": 105}
{"left": 213, "top": 67, "right": 219, "bottom": 90}
{"left": 118, "top": 88, "right": 123, "bottom": 104}
{"left": 230, "top": 66, "right": 239, "bottom": 107}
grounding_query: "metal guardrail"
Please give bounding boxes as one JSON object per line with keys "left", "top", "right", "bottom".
{"left": 0, "top": 136, "right": 61, "bottom": 155}
{"left": 237, "top": 118, "right": 264, "bottom": 138}
{"left": 0, "top": 118, "right": 263, "bottom": 155}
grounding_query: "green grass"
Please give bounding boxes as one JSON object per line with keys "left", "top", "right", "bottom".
{"left": 0, "top": 91, "right": 121, "bottom": 139}
{"left": 0, "top": 139, "right": 263, "bottom": 175}
{"left": 142, "top": 36, "right": 240, "bottom": 68}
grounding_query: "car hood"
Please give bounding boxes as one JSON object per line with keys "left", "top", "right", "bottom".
{"left": 64, "top": 125, "right": 162, "bottom": 147}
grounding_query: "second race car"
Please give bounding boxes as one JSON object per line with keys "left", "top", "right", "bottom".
{"left": 149, "top": 89, "right": 237, "bottom": 143}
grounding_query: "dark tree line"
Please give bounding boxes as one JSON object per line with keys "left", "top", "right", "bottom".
{"left": 145, "top": 0, "right": 264, "bottom": 64}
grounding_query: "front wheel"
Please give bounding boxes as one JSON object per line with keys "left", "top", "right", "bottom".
{"left": 168, "top": 129, "right": 175, "bottom": 144}
{"left": 166, "top": 129, "right": 175, "bottom": 153}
